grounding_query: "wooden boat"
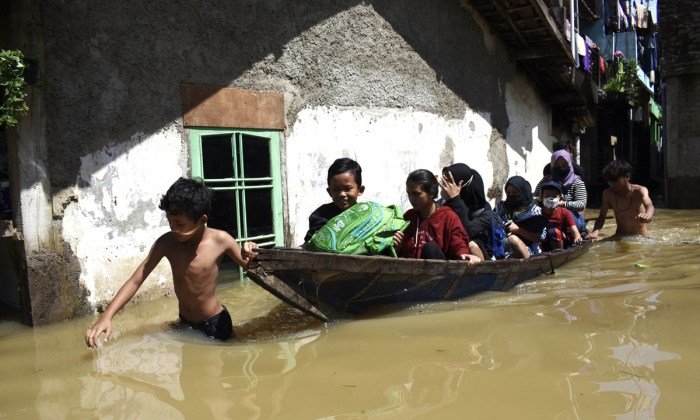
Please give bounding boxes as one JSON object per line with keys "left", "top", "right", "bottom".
{"left": 246, "top": 241, "right": 593, "bottom": 321}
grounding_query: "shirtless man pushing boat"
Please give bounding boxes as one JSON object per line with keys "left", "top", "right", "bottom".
{"left": 589, "top": 160, "right": 655, "bottom": 240}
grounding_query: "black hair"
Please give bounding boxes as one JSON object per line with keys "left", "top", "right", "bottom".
{"left": 158, "top": 177, "right": 213, "bottom": 221}
{"left": 552, "top": 138, "right": 574, "bottom": 152}
{"left": 407, "top": 169, "right": 439, "bottom": 199}
{"left": 327, "top": 158, "right": 362, "bottom": 187}
{"left": 601, "top": 159, "right": 633, "bottom": 181}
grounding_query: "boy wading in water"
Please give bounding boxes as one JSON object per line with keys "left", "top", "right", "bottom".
{"left": 85, "top": 178, "right": 256, "bottom": 347}
{"left": 589, "top": 160, "right": 655, "bottom": 240}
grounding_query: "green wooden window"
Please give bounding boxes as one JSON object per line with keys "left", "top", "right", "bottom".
{"left": 189, "top": 128, "right": 283, "bottom": 248}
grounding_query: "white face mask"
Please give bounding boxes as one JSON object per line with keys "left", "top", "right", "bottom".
{"left": 544, "top": 197, "right": 559, "bottom": 209}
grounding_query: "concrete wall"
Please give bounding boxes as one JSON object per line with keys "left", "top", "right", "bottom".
{"left": 8, "top": 0, "right": 557, "bottom": 324}
{"left": 659, "top": 0, "right": 700, "bottom": 208}
{"left": 663, "top": 76, "right": 700, "bottom": 208}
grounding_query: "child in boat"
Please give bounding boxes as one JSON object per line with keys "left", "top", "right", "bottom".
{"left": 539, "top": 180, "right": 582, "bottom": 250}
{"left": 534, "top": 149, "right": 588, "bottom": 235}
{"left": 494, "top": 176, "right": 547, "bottom": 259}
{"left": 393, "top": 169, "right": 481, "bottom": 265}
{"left": 438, "top": 163, "right": 493, "bottom": 260}
{"left": 303, "top": 157, "right": 365, "bottom": 244}
{"left": 85, "top": 177, "right": 257, "bottom": 347}
{"left": 589, "top": 160, "right": 654, "bottom": 240}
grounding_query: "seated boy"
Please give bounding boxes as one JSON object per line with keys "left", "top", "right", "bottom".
{"left": 589, "top": 160, "right": 654, "bottom": 240}
{"left": 303, "top": 158, "right": 365, "bottom": 243}
{"left": 539, "top": 181, "right": 582, "bottom": 250}
{"left": 85, "top": 177, "right": 256, "bottom": 347}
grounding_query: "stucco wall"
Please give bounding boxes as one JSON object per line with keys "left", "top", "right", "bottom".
{"left": 659, "top": 0, "right": 700, "bottom": 208}
{"left": 664, "top": 75, "right": 700, "bottom": 208}
{"left": 10, "top": 0, "right": 557, "bottom": 323}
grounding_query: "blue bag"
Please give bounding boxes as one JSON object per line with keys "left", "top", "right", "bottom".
{"left": 490, "top": 213, "right": 507, "bottom": 260}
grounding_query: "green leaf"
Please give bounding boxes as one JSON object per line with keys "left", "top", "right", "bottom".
{"left": 0, "top": 49, "right": 30, "bottom": 127}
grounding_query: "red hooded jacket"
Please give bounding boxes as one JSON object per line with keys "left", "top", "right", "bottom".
{"left": 400, "top": 206, "right": 470, "bottom": 259}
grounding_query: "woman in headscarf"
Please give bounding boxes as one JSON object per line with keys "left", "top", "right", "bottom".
{"left": 494, "top": 176, "right": 547, "bottom": 259}
{"left": 534, "top": 150, "right": 588, "bottom": 234}
{"left": 439, "top": 163, "right": 493, "bottom": 260}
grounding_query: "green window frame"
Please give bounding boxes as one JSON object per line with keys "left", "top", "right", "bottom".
{"left": 189, "top": 128, "right": 283, "bottom": 248}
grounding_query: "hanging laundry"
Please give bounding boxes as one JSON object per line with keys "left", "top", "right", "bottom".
{"left": 618, "top": 1, "right": 629, "bottom": 30}
{"left": 584, "top": 37, "right": 595, "bottom": 73}
{"left": 576, "top": 34, "right": 586, "bottom": 69}
{"left": 637, "top": 2, "right": 649, "bottom": 28}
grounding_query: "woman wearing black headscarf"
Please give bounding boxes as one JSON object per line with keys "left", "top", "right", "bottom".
{"left": 493, "top": 176, "right": 547, "bottom": 259}
{"left": 439, "top": 163, "right": 493, "bottom": 260}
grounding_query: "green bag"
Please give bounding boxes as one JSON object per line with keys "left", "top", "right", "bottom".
{"left": 307, "top": 201, "right": 409, "bottom": 256}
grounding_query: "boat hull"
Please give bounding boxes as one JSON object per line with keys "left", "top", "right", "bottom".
{"left": 247, "top": 241, "right": 592, "bottom": 319}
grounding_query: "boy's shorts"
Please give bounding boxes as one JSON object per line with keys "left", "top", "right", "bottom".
{"left": 545, "top": 227, "right": 575, "bottom": 248}
{"left": 179, "top": 306, "right": 234, "bottom": 341}
{"left": 546, "top": 226, "right": 565, "bottom": 242}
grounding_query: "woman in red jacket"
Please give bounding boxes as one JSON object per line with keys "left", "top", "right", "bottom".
{"left": 394, "top": 169, "right": 481, "bottom": 265}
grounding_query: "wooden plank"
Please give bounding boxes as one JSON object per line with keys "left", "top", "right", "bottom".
{"left": 246, "top": 266, "right": 328, "bottom": 322}
{"left": 181, "top": 83, "right": 285, "bottom": 129}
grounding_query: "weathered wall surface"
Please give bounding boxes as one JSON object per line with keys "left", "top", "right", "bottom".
{"left": 659, "top": 0, "right": 700, "bottom": 208}
{"left": 8, "top": 0, "right": 557, "bottom": 323}
{"left": 663, "top": 76, "right": 700, "bottom": 208}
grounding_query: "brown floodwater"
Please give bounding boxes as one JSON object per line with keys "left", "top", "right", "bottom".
{"left": 1, "top": 209, "right": 699, "bottom": 419}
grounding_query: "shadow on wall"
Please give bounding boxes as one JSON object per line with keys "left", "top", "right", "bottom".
{"left": 33, "top": 0, "right": 513, "bottom": 193}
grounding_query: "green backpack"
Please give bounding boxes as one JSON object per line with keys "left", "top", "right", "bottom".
{"left": 307, "top": 201, "right": 409, "bottom": 256}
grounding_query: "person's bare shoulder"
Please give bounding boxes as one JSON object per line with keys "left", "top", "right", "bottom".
{"left": 632, "top": 183, "right": 650, "bottom": 196}
{"left": 601, "top": 187, "right": 615, "bottom": 204}
{"left": 204, "top": 227, "right": 238, "bottom": 249}
{"left": 152, "top": 231, "right": 176, "bottom": 253}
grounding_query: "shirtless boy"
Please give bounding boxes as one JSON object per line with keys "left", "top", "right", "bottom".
{"left": 589, "top": 160, "right": 654, "bottom": 240}
{"left": 85, "top": 177, "right": 256, "bottom": 347}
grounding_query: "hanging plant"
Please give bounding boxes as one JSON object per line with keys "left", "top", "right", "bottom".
{"left": 0, "top": 49, "right": 29, "bottom": 127}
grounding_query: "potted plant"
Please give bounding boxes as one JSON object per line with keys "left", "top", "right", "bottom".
{"left": 0, "top": 49, "right": 29, "bottom": 127}
{"left": 602, "top": 57, "right": 638, "bottom": 107}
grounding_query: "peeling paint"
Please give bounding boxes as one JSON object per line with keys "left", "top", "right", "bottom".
{"left": 63, "top": 125, "right": 184, "bottom": 305}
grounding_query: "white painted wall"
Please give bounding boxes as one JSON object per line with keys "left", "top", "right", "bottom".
{"left": 504, "top": 72, "right": 556, "bottom": 191}
{"left": 62, "top": 125, "right": 185, "bottom": 304}
{"left": 285, "top": 106, "right": 491, "bottom": 245}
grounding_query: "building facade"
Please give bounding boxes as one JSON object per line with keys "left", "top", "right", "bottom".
{"left": 2, "top": 0, "right": 605, "bottom": 324}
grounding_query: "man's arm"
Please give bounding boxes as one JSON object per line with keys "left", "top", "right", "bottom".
{"left": 85, "top": 238, "right": 166, "bottom": 348}
{"left": 589, "top": 189, "right": 611, "bottom": 240}
{"left": 636, "top": 186, "right": 655, "bottom": 223}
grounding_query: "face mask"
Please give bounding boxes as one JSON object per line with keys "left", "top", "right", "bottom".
{"left": 552, "top": 166, "right": 570, "bottom": 180}
{"left": 505, "top": 195, "right": 526, "bottom": 210}
{"left": 543, "top": 197, "right": 559, "bottom": 209}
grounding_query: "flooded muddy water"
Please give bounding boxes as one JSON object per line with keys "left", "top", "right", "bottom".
{"left": 1, "top": 209, "right": 699, "bottom": 419}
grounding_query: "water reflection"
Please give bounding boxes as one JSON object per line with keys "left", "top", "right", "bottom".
{"left": 87, "top": 328, "right": 322, "bottom": 418}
